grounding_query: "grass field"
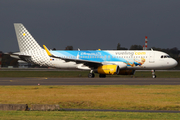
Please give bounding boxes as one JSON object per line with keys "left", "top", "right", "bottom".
{"left": 0, "top": 70, "right": 180, "bottom": 78}
{"left": 1, "top": 85, "right": 180, "bottom": 111}
{"left": 0, "top": 111, "right": 180, "bottom": 120}
{"left": 0, "top": 71, "right": 180, "bottom": 119}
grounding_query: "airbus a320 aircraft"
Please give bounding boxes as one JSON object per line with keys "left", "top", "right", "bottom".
{"left": 10, "top": 23, "right": 178, "bottom": 78}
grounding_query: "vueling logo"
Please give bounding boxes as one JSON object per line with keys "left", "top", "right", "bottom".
{"left": 135, "top": 52, "right": 146, "bottom": 55}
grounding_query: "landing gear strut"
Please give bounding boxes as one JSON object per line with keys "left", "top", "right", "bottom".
{"left": 151, "top": 70, "right": 156, "bottom": 78}
{"left": 88, "top": 70, "right": 95, "bottom": 78}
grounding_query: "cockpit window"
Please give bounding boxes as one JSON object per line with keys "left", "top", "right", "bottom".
{"left": 161, "top": 55, "right": 171, "bottom": 58}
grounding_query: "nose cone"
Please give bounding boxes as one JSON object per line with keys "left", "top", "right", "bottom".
{"left": 170, "top": 59, "right": 178, "bottom": 68}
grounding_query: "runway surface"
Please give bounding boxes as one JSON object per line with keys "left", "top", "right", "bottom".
{"left": 1, "top": 77, "right": 180, "bottom": 85}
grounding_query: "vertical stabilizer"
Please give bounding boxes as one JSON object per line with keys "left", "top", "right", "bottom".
{"left": 14, "top": 23, "right": 42, "bottom": 52}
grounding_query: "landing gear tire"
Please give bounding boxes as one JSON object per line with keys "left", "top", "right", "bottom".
{"left": 151, "top": 70, "right": 156, "bottom": 78}
{"left": 99, "top": 74, "right": 106, "bottom": 78}
{"left": 152, "top": 75, "right": 156, "bottom": 78}
{"left": 88, "top": 73, "right": 95, "bottom": 78}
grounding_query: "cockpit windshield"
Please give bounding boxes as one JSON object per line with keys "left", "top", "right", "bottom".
{"left": 161, "top": 55, "right": 171, "bottom": 58}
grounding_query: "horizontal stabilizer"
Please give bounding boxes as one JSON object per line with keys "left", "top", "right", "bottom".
{"left": 6, "top": 52, "right": 31, "bottom": 57}
{"left": 5, "top": 52, "right": 31, "bottom": 59}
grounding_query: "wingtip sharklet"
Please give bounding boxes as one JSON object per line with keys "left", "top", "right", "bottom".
{"left": 43, "top": 45, "right": 52, "bottom": 56}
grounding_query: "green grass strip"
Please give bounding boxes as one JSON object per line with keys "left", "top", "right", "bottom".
{"left": 1, "top": 85, "right": 180, "bottom": 111}
{"left": 0, "top": 111, "right": 180, "bottom": 120}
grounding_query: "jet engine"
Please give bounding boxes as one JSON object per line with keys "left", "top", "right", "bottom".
{"left": 94, "top": 65, "right": 119, "bottom": 75}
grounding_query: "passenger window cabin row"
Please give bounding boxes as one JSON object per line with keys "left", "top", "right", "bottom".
{"left": 60, "top": 56, "right": 148, "bottom": 59}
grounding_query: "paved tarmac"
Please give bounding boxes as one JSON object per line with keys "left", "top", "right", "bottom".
{"left": 1, "top": 77, "right": 180, "bottom": 85}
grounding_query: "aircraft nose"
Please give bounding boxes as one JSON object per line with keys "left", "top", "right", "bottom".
{"left": 171, "top": 59, "right": 178, "bottom": 67}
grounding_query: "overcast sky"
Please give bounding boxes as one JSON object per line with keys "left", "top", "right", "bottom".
{"left": 0, "top": 0, "right": 180, "bottom": 52}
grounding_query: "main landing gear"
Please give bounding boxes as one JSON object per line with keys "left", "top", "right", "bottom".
{"left": 151, "top": 70, "right": 156, "bottom": 78}
{"left": 88, "top": 70, "right": 95, "bottom": 78}
{"left": 88, "top": 70, "right": 106, "bottom": 78}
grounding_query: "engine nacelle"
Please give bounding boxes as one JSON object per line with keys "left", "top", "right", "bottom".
{"left": 118, "top": 70, "right": 135, "bottom": 75}
{"left": 94, "top": 65, "right": 119, "bottom": 75}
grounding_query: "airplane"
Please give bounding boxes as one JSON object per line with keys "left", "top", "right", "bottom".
{"left": 10, "top": 23, "right": 178, "bottom": 78}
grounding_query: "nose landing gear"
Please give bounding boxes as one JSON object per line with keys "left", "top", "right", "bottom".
{"left": 151, "top": 70, "right": 156, "bottom": 78}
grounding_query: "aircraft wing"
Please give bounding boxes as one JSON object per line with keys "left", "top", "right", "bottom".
{"left": 43, "top": 45, "right": 102, "bottom": 68}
